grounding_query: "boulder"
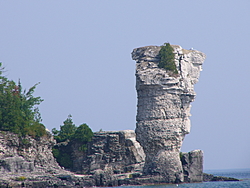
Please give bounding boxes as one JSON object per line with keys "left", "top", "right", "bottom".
{"left": 181, "top": 150, "right": 203, "bottom": 182}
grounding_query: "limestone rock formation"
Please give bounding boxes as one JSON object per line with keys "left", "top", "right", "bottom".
{"left": 79, "top": 130, "right": 145, "bottom": 175}
{"left": 181, "top": 150, "right": 203, "bottom": 182}
{"left": 0, "top": 131, "right": 78, "bottom": 187}
{"left": 132, "top": 45, "right": 206, "bottom": 183}
{"left": 0, "top": 131, "right": 61, "bottom": 173}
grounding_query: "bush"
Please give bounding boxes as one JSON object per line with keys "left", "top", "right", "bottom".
{"left": 158, "top": 43, "right": 178, "bottom": 74}
{"left": 52, "top": 116, "right": 93, "bottom": 169}
{"left": 52, "top": 115, "right": 76, "bottom": 143}
{"left": 74, "top": 123, "right": 93, "bottom": 143}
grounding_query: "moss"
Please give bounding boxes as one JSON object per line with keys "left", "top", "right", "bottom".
{"left": 15, "top": 176, "right": 26, "bottom": 181}
{"left": 20, "top": 138, "right": 31, "bottom": 148}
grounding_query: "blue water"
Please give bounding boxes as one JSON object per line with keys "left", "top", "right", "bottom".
{"left": 114, "top": 169, "right": 250, "bottom": 188}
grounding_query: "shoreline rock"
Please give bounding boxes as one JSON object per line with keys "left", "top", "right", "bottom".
{"left": 203, "top": 173, "right": 240, "bottom": 182}
{"left": 0, "top": 130, "right": 240, "bottom": 187}
{"left": 0, "top": 172, "right": 240, "bottom": 188}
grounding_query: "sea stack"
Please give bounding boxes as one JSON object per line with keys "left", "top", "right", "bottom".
{"left": 132, "top": 45, "right": 206, "bottom": 183}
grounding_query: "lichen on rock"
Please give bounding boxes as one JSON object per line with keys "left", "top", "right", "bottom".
{"left": 132, "top": 44, "right": 206, "bottom": 183}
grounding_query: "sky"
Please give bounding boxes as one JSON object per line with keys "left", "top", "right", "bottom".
{"left": 0, "top": 0, "right": 250, "bottom": 170}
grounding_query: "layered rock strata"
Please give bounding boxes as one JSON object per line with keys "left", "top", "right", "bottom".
{"left": 0, "top": 130, "right": 238, "bottom": 187}
{"left": 0, "top": 131, "right": 77, "bottom": 187}
{"left": 132, "top": 45, "right": 206, "bottom": 183}
{"left": 0, "top": 131, "right": 61, "bottom": 173}
{"left": 79, "top": 130, "right": 145, "bottom": 175}
{"left": 181, "top": 150, "right": 203, "bottom": 182}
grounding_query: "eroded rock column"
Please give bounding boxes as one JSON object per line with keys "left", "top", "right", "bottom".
{"left": 132, "top": 45, "right": 205, "bottom": 183}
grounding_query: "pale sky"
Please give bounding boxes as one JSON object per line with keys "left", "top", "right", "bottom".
{"left": 0, "top": 1, "right": 250, "bottom": 170}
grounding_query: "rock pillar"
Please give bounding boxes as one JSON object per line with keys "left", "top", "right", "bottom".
{"left": 132, "top": 45, "right": 205, "bottom": 183}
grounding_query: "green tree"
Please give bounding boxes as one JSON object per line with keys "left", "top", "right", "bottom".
{"left": 74, "top": 123, "right": 93, "bottom": 143}
{"left": 0, "top": 63, "right": 46, "bottom": 138}
{"left": 52, "top": 115, "right": 77, "bottom": 142}
{"left": 73, "top": 123, "right": 93, "bottom": 151}
{"left": 158, "top": 43, "right": 178, "bottom": 74}
{"left": 52, "top": 116, "right": 93, "bottom": 169}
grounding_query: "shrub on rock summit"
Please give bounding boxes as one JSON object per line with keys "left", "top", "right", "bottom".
{"left": 158, "top": 43, "right": 178, "bottom": 74}
{"left": 52, "top": 115, "right": 93, "bottom": 169}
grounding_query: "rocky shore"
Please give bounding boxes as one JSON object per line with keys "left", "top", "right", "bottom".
{"left": 0, "top": 45, "right": 240, "bottom": 187}
{"left": 0, "top": 130, "right": 239, "bottom": 187}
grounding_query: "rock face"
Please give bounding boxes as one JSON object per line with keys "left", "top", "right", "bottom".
{"left": 80, "top": 130, "right": 145, "bottom": 175}
{"left": 0, "top": 130, "right": 238, "bottom": 187}
{"left": 181, "top": 150, "right": 203, "bottom": 182}
{"left": 0, "top": 131, "right": 97, "bottom": 187}
{"left": 0, "top": 131, "right": 61, "bottom": 173}
{"left": 132, "top": 45, "right": 206, "bottom": 183}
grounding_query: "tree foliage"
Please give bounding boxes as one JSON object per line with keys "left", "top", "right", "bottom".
{"left": 74, "top": 123, "right": 93, "bottom": 151}
{"left": 52, "top": 116, "right": 93, "bottom": 169}
{"left": 52, "top": 115, "right": 77, "bottom": 143}
{"left": 158, "top": 43, "right": 178, "bottom": 74}
{"left": 73, "top": 123, "right": 93, "bottom": 143}
{"left": 0, "top": 63, "right": 46, "bottom": 138}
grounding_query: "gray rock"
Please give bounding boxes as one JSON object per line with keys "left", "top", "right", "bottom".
{"left": 132, "top": 45, "right": 206, "bottom": 183}
{"left": 79, "top": 130, "right": 145, "bottom": 175}
{"left": 0, "top": 131, "right": 61, "bottom": 173}
{"left": 0, "top": 131, "right": 85, "bottom": 187}
{"left": 0, "top": 156, "right": 34, "bottom": 173}
{"left": 203, "top": 173, "right": 240, "bottom": 182}
{"left": 181, "top": 150, "right": 203, "bottom": 182}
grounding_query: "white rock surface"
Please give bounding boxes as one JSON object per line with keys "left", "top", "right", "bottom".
{"left": 132, "top": 45, "right": 206, "bottom": 183}
{"left": 0, "top": 131, "right": 61, "bottom": 173}
{"left": 80, "top": 130, "right": 145, "bottom": 175}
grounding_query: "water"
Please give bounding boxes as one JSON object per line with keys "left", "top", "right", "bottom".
{"left": 113, "top": 169, "right": 250, "bottom": 188}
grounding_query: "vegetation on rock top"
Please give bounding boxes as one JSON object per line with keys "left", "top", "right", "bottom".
{"left": 158, "top": 43, "right": 178, "bottom": 74}
{"left": 0, "top": 62, "right": 94, "bottom": 170}
{"left": 52, "top": 115, "right": 93, "bottom": 169}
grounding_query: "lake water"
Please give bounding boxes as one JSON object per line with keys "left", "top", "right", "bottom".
{"left": 113, "top": 169, "right": 250, "bottom": 188}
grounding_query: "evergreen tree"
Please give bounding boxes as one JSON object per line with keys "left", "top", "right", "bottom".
{"left": 158, "top": 43, "right": 178, "bottom": 74}
{"left": 0, "top": 63, "right": 46, "bottom": 138}
{"left": 52, "top": 116, "right": 93, "bottom": 169}
{"left": 74, "top": 123, "right": 93, "bottom": 143}
{"left": 73, "top": 123, "right": 93, "bottom": 151}
{"left": 52, "top": 115, "right": 77, "bottom": 142}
